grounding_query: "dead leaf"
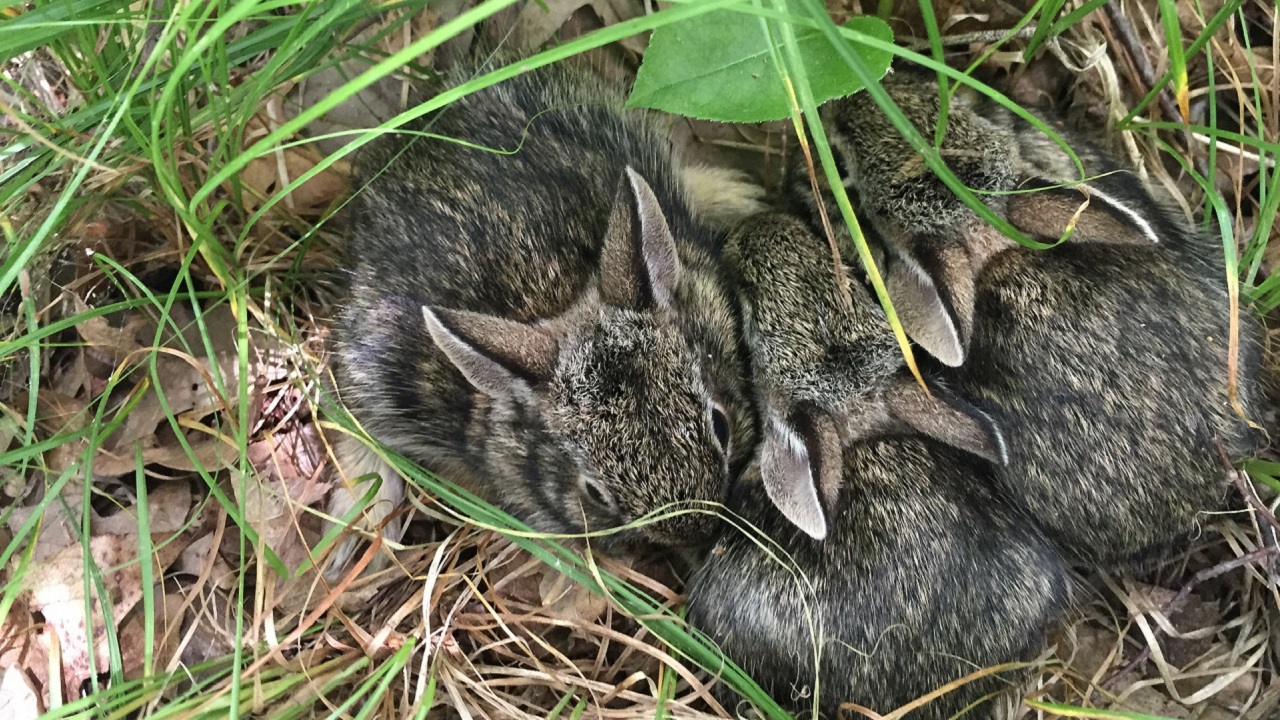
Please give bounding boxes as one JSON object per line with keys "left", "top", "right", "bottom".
{"left": 1119, "top": 686, "right": 1193, "bottom": 719}
{"left": 20, "top": 531, "right": 191, "bottom": 699}
{"left": 24, "top": 534, "right": 138, "bottom": 700}
{"left": 111, "top": 587, "right": 187, "bottom": 681}
{"left": 238, "top": 106, "right": 348, "bottom": 217}
{"left": 73, "top": 309, "right": 150, "bottom": 367}
{"left": 0, "top": 666, "right": 42, "bottom": 720}
{"left": 536, "top": 565, "right": 611, "bottom": 627}
{"left": 7, "top": 479, "right": 193, "bottom": 566}
{"left": 51, "top": 350, "right": 94, "bottom": 399}
{"left": 174, "top": 584, "right": 236, "bottom": 668}
{"left": 173, "top": 533, "right": 237, "bottom": 591}
{"left": 249, "top": 423, "right": 326, "bottom": 499}
{"left": 0, "top": 595, "right": 52, "bottom": 707}
{"left": 92, "top": 483, "right": 193, "bottom": 537}
{"left": 52, "top": 302, "right": 287, "bottom": 478}
{"left": 5, "top": 492, "right": 80, "bottom": 565}
{"left": 1062, "top": 624, "right": 1125, "bottom": 681}
{"left": 241, "top": 422, "right": 328, "bottom": 581}
{"left": 513, "top": 0, "right": 592, "bottom": 51}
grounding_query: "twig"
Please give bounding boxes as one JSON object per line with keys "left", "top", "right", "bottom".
{"left": 1167, "top": 546, "right": 1275, "bottom": 617}
{"left": 902, "top": 27, "right": 1038, "bottom": 52}
{"left": 1100, "top": 545, "right": 1278, "bottom": 692}
{"left": 1216, "top": 440, "right": 1280, "bottom": 539}
{"left": 1102, "top": 1, "right": 1184, "bottom": 126}
{"left": 131, "top": 0, "right": 167, "bottom": 81}
{"left": 1099, "top": 443, "right": 1280, "bottom": 693}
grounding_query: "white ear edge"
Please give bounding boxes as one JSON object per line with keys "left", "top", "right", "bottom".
{"left": 422, "top": 305, "right": 527, "bottom": 399}
{"left": 969, "top": 401, "right": 1009, "bottom": 466}
{"left": 760, "top": 418, "right": 828, "bottom": 541}
{"left": 1077, "top": 182, "right": 1161, "bottom": 245}
{"left": 624, "top": 166, "right": 682, "bottom": 309}
{"left": 889, "top": 254, "right": 965, "bottom": 367}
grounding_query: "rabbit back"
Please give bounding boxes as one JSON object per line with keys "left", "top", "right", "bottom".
{"left": 347, "top": 64, "right": 697, "bottom": 317}
{"left": 688, "top": 438, "right": 1068, "bottom": 720}
{"left": 955, "top": 240, "right": 1267, "bottom": 563}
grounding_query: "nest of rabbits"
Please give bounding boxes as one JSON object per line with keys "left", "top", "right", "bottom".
{"left": 312, "top": 4, "right": 1280, "bottom": 716}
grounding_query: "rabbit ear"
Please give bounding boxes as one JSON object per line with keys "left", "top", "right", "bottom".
{"left": 885, "top": 243, "right": 974, "bottom": 368}
{"left": 422, "top": 305, "right": 558, "bottom": 398}
{"left": 599, "top": 167, "right": 682, "bottom": 311}
{"left": 1007, "top": 178, "right": 1160, "bottom": 246}
{"left": 883, "top": 378, "right": 1007, "bottom": 465}
{"left": 758, "top": 404, "right": 842, "bottom": 540}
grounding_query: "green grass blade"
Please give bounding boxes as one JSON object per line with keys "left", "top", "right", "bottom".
{"left": 1156, "top": 0, "right": 1189, "bottom": 122}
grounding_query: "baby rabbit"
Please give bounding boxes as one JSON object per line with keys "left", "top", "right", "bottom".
{"left": 685, "top": 214, "right": 1069, "bottom": 720}
{"left": 325, "top": 59, "right": 757, "bottom": 574}
{"left": 791, "top": 68, "right": 1269, "bottom": 566}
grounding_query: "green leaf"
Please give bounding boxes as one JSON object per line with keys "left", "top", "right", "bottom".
{"left": 627, "top": 7, "right": 893, "bottom": 123}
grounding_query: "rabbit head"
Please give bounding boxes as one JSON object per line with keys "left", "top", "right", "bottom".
{"left": 725, "top": 213, "right": 1006, "bottom": 539}
{"left": 409, "top": 168, "right": 733, "bottom": 548}
{"left": 802, "top": 69, "right": 1164, "bottom": 367}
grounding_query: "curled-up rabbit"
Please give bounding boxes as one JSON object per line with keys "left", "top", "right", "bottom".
{"left": 791, "top": 69, "right": 1269, "bottom": 566}
{"left": 324, "top": 60, "right": 760, "bottom": 575}
{"left": 685, "top": 214, "right": 1068, "bottom": 720}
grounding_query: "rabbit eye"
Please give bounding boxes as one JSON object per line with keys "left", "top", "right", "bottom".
{"left": 709, "top": 402, "right": 731, "bottom": 454}
{"left": 830, "top": 144, "right": 851, "bottom": 183}
{"left": 578, "top": 474, "right": 616, "bottom": 512}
